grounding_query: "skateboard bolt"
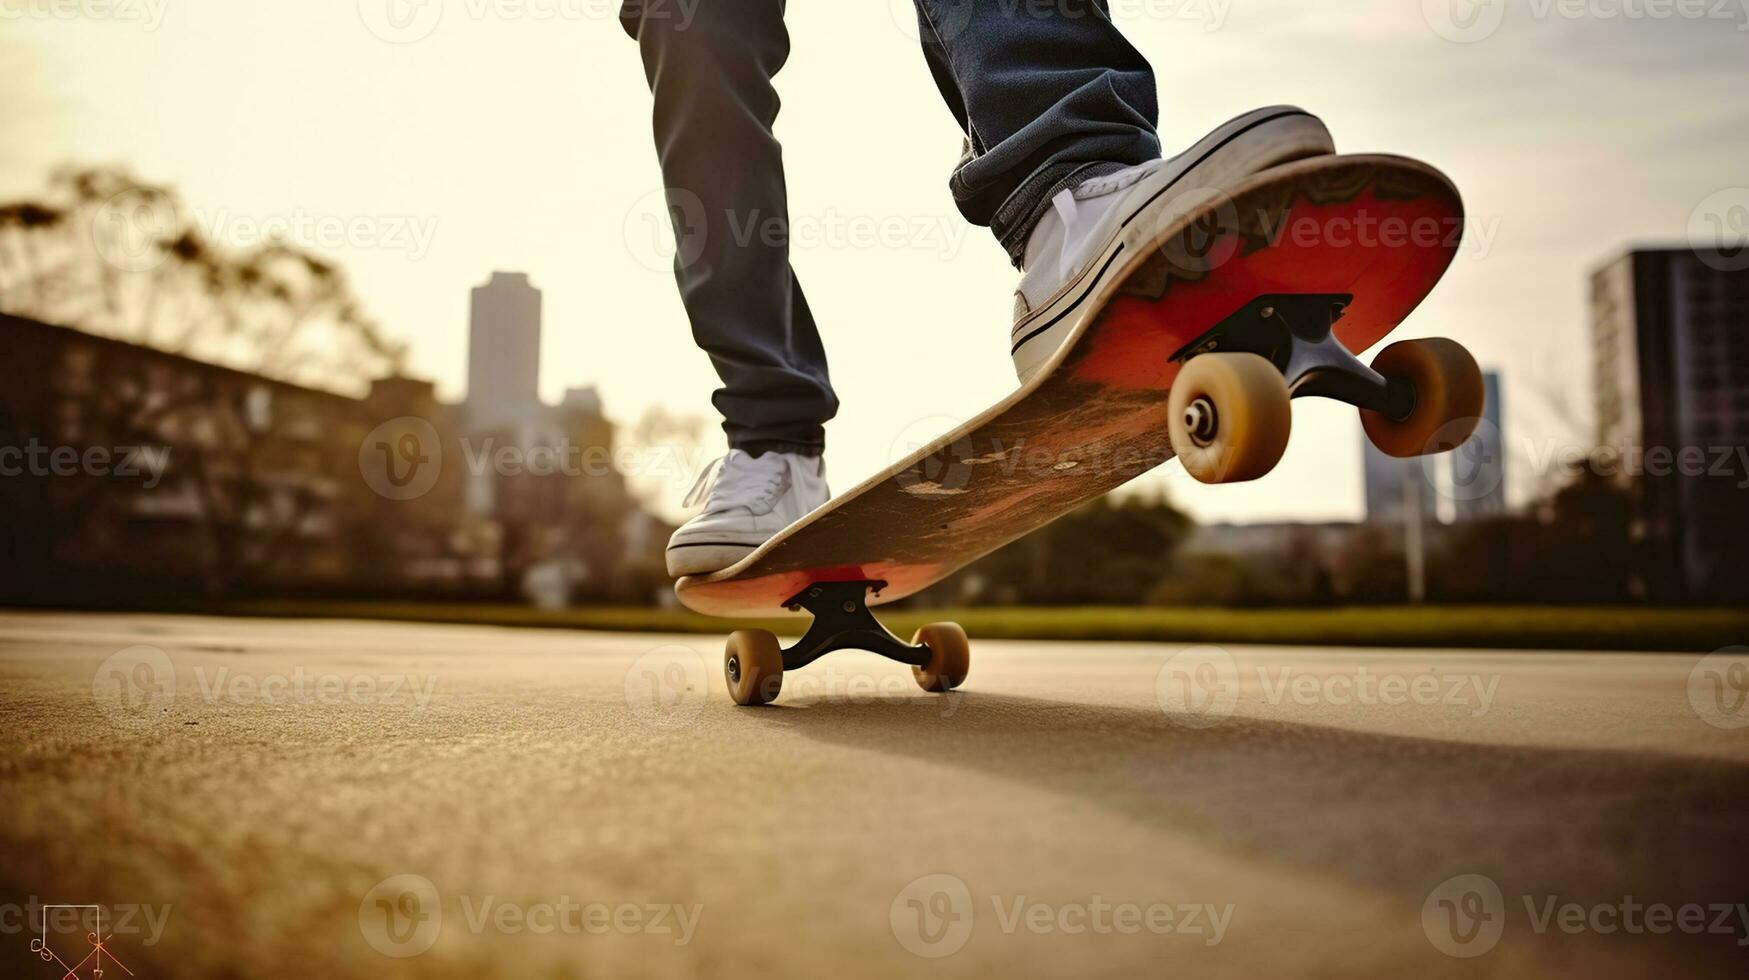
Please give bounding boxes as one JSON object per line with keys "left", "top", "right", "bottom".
{"left": 842, "top": 600, "right": 857, "bottom": 613}
{"left": 1260, "top": 306, "right": 1275, "bottom": 319}
{"left": 1184, "top": 397, "right": 1219, "bottom": 448}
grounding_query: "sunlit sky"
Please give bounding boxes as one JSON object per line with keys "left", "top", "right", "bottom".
{"left": 5, "top": 1, "right": 1746, "bottom": 523}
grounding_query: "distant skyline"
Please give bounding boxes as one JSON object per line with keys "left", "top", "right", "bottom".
{"left": 5, "top": 2, "right": 1747, "bottom": 524}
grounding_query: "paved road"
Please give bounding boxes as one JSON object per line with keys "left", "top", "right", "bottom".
{"left": 1, "top": 612, "right": 1746, "bottom": 978}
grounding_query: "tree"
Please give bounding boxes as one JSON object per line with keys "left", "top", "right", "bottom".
{"left": 931, "top": 490, "right": 1193, "bottom": 605}
{"left": 1429, "top": 459, "right": 1635, "bottom": 603}
{"left": 1, "top": 167, "right": 410, "bottom": 598}
{"left": 0, "top": 166, "right": 404, "bottom": 394}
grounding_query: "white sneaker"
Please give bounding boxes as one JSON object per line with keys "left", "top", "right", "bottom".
{"left": 666, "top": 449, "right": 829, "bottom": 576}
{"left": 1010, "top": 106, "right": 1336, "bottom": 384}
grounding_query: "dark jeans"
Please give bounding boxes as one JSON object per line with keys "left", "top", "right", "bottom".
{"left": 621, "top": 0, "right": 1160, "bottom": 453}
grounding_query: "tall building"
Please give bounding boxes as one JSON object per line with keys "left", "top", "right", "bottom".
{"left": 1591, "top": 248, "right": 1749, "bottom": 599}
{"left": 1363, "top": 440, "right": 1439, "bottom": 524}
{"left": 455, "top": 276, "right": 641, "bottom": 600}
{"left": 466, "top": 271, "right": 543, "bottom": 430}
{"left": 1450, "top": 370, "right": 1506, "bottom": 522}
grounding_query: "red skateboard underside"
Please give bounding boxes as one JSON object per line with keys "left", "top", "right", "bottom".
{"left": 678, "top": 154, "right": 1463, "bottom": 617}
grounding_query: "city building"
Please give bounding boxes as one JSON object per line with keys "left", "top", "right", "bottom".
{"left": 0, "top": 309, "right": 659, "bottom": 605}
{"left": 0, "top": 313, "right": 489, "bottom": 600}
{"left": 459, "top": 273, "right": 645, "bottom": 602}
{"left": 466, "top": 270, "right": 544, "bottom": 431}
{"left": 1590, "top": 247, "right": 1749, "bottom": 599}
{"left": 1450, "top": 370, "right": 1506, "bottom": 522}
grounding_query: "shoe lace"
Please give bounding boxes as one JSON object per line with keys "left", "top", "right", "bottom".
{"left": 1047, "top": 188, "right": 1080, "bottom": 283}
{"left": 681, "top": 451, "right": 789, "bottom": 513}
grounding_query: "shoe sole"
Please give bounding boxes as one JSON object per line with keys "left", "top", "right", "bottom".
{"left": 1010, "top": 106, "right": 1335, "bottom": 384}
{"left": 665, "top": 540, "right": 762, "bottom": 577}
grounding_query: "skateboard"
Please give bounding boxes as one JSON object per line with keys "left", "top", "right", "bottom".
{"left": 679, "top": 153, "right": 1483, "bottom": 705}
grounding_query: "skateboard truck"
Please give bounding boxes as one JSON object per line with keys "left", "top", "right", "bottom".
{"left": 1172, "top": 294, "right": 1417, "bottom": 422}
{"left": 719, "top": 580, "right": 970, "bottom": 706}
{"left": 1161, "top": 291, "right": 1482, "bottom": 485}
{"left": 779, "top": 580, "right": 930, "bottom": 671}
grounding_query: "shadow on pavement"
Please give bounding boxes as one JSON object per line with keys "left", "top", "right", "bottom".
{"left": 752, "top": 690, "right": 1749, "bottom": 934}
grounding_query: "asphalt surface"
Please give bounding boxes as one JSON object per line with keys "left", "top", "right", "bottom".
{"left": 2, "top": 611, "right": 1747, "bottom": 978}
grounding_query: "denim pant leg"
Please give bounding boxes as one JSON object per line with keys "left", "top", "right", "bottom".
{"left": 912, "top": 0, "right": 1162, "bottom": 265}
{"left": 622, "top": 0, "right": 837, "bottom": 455}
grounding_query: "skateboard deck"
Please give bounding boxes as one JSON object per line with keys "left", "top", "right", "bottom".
{"left": 678, "top": 153, "right": 1463, "bottom": 619}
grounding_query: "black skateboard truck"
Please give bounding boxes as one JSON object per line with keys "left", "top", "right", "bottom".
{"left": 1172, "top": 293, "right": 1416, "bottom": 420}
{"left": 777, "top": 580, "right": 930, "bottom": 672}
{"left": 720, "top": 579, "right": 968, "bottom": 707}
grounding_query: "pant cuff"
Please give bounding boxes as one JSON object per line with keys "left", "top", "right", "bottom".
{"left": 991, "top": 160, "right": 1135, "bottom": 268}
{"left": 732, "top": 438, "right": 823, "bottom": 458}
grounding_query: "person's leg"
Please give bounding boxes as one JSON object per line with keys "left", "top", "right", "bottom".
{"left": 911, "top": 0, "right": 1162, "bottom": 264}
{"left": 912, "top": 0, "right": 1335, "bottom": 382}
{"left": 622, "top": 0, "right": 836, "bottom": 455}
{"left": 623, "top": 1, "right": 836, "bottom": 576}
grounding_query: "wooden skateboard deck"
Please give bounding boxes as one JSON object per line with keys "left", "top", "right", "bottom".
{"left": 678, "top": 153, "right": 1463, "bottom": 618}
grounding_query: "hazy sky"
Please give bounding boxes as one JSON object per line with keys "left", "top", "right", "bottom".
{"left": 4, "top": 0, "right": 1746, "bottom": 523}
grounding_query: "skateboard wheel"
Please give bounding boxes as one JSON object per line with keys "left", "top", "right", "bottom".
{"left": 724, "top": 630, "right": 783, "bottom": 706}
{"left": 911, "top": 622, "right": 970, "bottom": 694}
{"left": 1167, "top": 353, "right": 1292, "bottom": 484}
{"left": 1360, "top": 338, "right": 1484, "bottom": 458}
